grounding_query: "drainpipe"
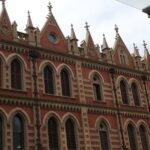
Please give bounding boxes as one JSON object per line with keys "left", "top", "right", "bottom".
{"left": 109, "top": 68, "right": 128, "bottom": 150}
{"left": 29, "top": 50, "right": 42, "bottom": 150}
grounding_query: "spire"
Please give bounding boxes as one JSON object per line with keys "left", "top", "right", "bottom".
{"left": 133, "top": 43, "right": 140, "bottom": 57}
{"left": 47, "top": 2, "right": 53, "bottom": 17}
{"left": 101, "top": 34, "right": 109, "bottom": 51}
{"left": 70, "top": 24, "right": 77, "bottom": 41}
{"left": 143, "top": 40, "right": 149, "bottom": 58}
{"left": 26, "top": 11, "right": 34, "bottom": 28}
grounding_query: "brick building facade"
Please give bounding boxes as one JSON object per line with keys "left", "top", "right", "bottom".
{"left": 0, "top": 1, "right": 150, "bottom": 150}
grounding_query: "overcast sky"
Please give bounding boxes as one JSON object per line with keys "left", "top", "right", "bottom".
{"left": 3, "top": 0, "right": 150, "bottom": 56}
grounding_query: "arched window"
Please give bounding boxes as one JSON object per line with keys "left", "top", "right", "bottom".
{"left": 13, "top": 115, "right": 24, "bottom": 150}
{"left": 11, "top": 59, "right": 22, "bottom": 89}
{"left": 127, "top": 124, "right": 137, "bottom": 150}
{"left": 0, "top": 117, "right": 2, "bottom": 150}
{"left": 131, "top": 82, "right": 140, "bottom": 106}
{"left": 99, "top": 121, "right": 110, "bottom": 150}
{"left": 48, "top": 117, "right": 59, "bottom": 150}
{"left": 65, "top": 119, "right": 76, "bottom": 150}
{"left": 61, "top": 68, "right": 71, "bottom": 96}
{"left": 139, "top": 125, "right": 149, "bottom": 150}
{"left": 44, "top": 66, "right": 54, "bottom": 94}
{"left": 0, "top": 59, "right": 2, "bottom": 87}
{"left": 120, "top": 80, "right": 128, "bottom": 104}
{"left": 92, "top": 74, "right": 102, "bottom": 101}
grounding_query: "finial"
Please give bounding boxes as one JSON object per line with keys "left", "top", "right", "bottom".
{"left": 115, "top": 24, "right": 119, "bottom": 33}
{"left": 103, "top": 34, "right": 105, "bottom": 38}
{"left": 133, "top": 43, "right": 136, "bottom": 49}
{"left": 143, "top": 40, "right": 147, "bottom": 49}
{"left": 28, "top": 10, "right": 30, "bottom": 17}
{"left": 48, "top": 2, "right": 53, "bottom": 15}
{"left": 84, "top": 22, "right": 90, "bottom": 31}
{"left": 1, "top": 0, "right": 5, "bottom": 7}
{"left": 71, "top": 24, "right": 73, "bottom": 29}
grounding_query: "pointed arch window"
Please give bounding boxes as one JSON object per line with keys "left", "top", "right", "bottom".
{"left": 13, "top": 115, "right": 24, "bottom": 150}
{"left": 11, "top": 59, "right": 22, "bottom": 90}
{"left": 120, "top": 80, "right": 128, "bottom": 104}
{"left": 139, "top": 125, "right": 149, "bottom": 150}
{"left": 92, "top": 74, "right": 102, "bottom": 101}
{"left": 0, "top": 117, "right": 2, "bottom": 150}
{"left": 99, "top": 121, "right": 110, "bottom": 150}
{"left": 127, "top": 124, "right": 137, "bottom": 150}
{"left": 61, "top": 68, "right": 71, "bottom": 96}
{"left": 44, "top": 66, "right": 54, "bottom": 94}
{"left": 0, "top": 58, "right": 2, "bottom": 88}
{"left": 65, "top": 119, "right": 76, "bottom": 150}
{"left": 48, "top": 117, "right": 59, "bottom": 150}
{"left": 131, "top": 82, "right": 140, "bottom": 106}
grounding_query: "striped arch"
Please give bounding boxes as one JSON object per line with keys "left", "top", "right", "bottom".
{"left": 56, "top": 63, "right": 75, "bottom": 80}
{"left": 128, "top": 78, "right": 141, "bottom": 90}
{"left": 88, "top": 70, "right": 105, "bottom": 84}
{"left": 124, "top": 119, "right": 137, "bottom": 131}
{"left": 42, "top": 111, "right": 61, "bottom": 127}
{"left": 116, "top": 75, "right": 128, "bottom": 88}
{"left": 137, "top": 120, "right": 150, "bottom": 133}
{"left": 8, "top": 108, "right": 31, "bottom": 125}
{"left": 39, "top": 60, "right": 57, "bottom": 74}
{"left": 6, "top": 53, "right": 27, "bottom": 70}
{"left": 95, "top": 116, "right": 111, "bottom": 130}
{"left": 61, "top": 113, "right": 80, "bottom": 128}
{"left": 0, "top": 52, "right": 6, "bottom": 88}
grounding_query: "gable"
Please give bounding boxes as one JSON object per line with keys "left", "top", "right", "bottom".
{"left": 40, "top": 14, "right": 68, "bottom": 53}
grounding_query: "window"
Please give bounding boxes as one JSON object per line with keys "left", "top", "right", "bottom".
{"left": 0, "top": 59, "right": 2, "bottom": 87}
{"left": 92, "top": 75, "right": 102, "bottom": 101}
{"left": 13, "top": 115, "right": 24, "bottom": 150}
{"left": 48, "top": 117, "right": 59, "bottom": 150}
{"left": 11, "top": 59, "right": 22, "bottom": 89}
{"left": 131, "top": 82, "right": 140, "bottom": 106}
{"left": 127, "top": 124, "right": 137, "bottom": 150}
{"left": 99, "top": 121, "right": 109, "bottom": 150}
{"left": 120, "top": 80, "right": 128, "bottom": 104}
{"left": 0, "top": 117, "right": 2, "bottom": 150}
{"left": 44, "top": 66, "right": 54, "bottom": 94}
{"left": 61, "top": 68, "right": 71, "bottom": 96}
{"left": 139, "top": 125, "right": 149, "bottom": 150}
{"left": 65, "top": 119, "right": 76, "bottom": 150}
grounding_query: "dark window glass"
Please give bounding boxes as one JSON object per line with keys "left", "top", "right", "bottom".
{"left": 127, "top": 124, "right": 137, "bottom": 150}
{"left": 44, "top": 66, "right": 54, "bottom": 94}
{"left": 61, "top": 69, "right": 70, "bottom": 96}
{"left": 48, "top": 117, "right": 59, "bottom": 150}
{"left": 66, "top": 119, "right": 76, "bottom": 150}
{"left": 139, "top": 125, "right": 149, "bottom": 150}
{"left": 0, "top": 59, "right": 2, "bottom": 87}
{"left": 11, "top": 59, "right": 21, "bottom": 89}
{"left": 99, "top": 122, "right": 109, "bottom": 150}
{"left": 93, "top": 75, "right": 102, "bottom": 101}
{"left": 0, "top": 117, "right": 2, "bottom": 150}
{"left": 131, "top": 83, "right": 140, "bottom": 106}
{"left": 13, "top": 115, "right": 24, "bottom": 150}
{"left": 120, "top": 80, "right": 128, "bottom": 104}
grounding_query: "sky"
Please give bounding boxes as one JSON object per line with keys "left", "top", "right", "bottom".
{"left": 2, "top": 0, "right": 150, "bottom": 56}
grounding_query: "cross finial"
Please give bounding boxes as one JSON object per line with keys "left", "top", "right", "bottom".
{"left": 71, "top": 24, "right": 73, "bottom": 29}
{"left": 28, "top": 10, "right": 30, "bottom": 17}
{"left": 103, "top": 34, "right": 105, "bottom": 38}
{"left": 85, "top": 22, "right": 90, "bottom": 31}
{"left": 133, "top": 43, "right": 136, "bottom": 49}
{"left": 143, "top": 40, "right": 147, "bottom": 49}
{"left": 115, "top": 24, "right": 119, "bottom": 33}
{"left": 1, "top": 0, "right": 5, "bottom": 6}
{"left": 48, "top": 2, "right": 53, "bottom": 15}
